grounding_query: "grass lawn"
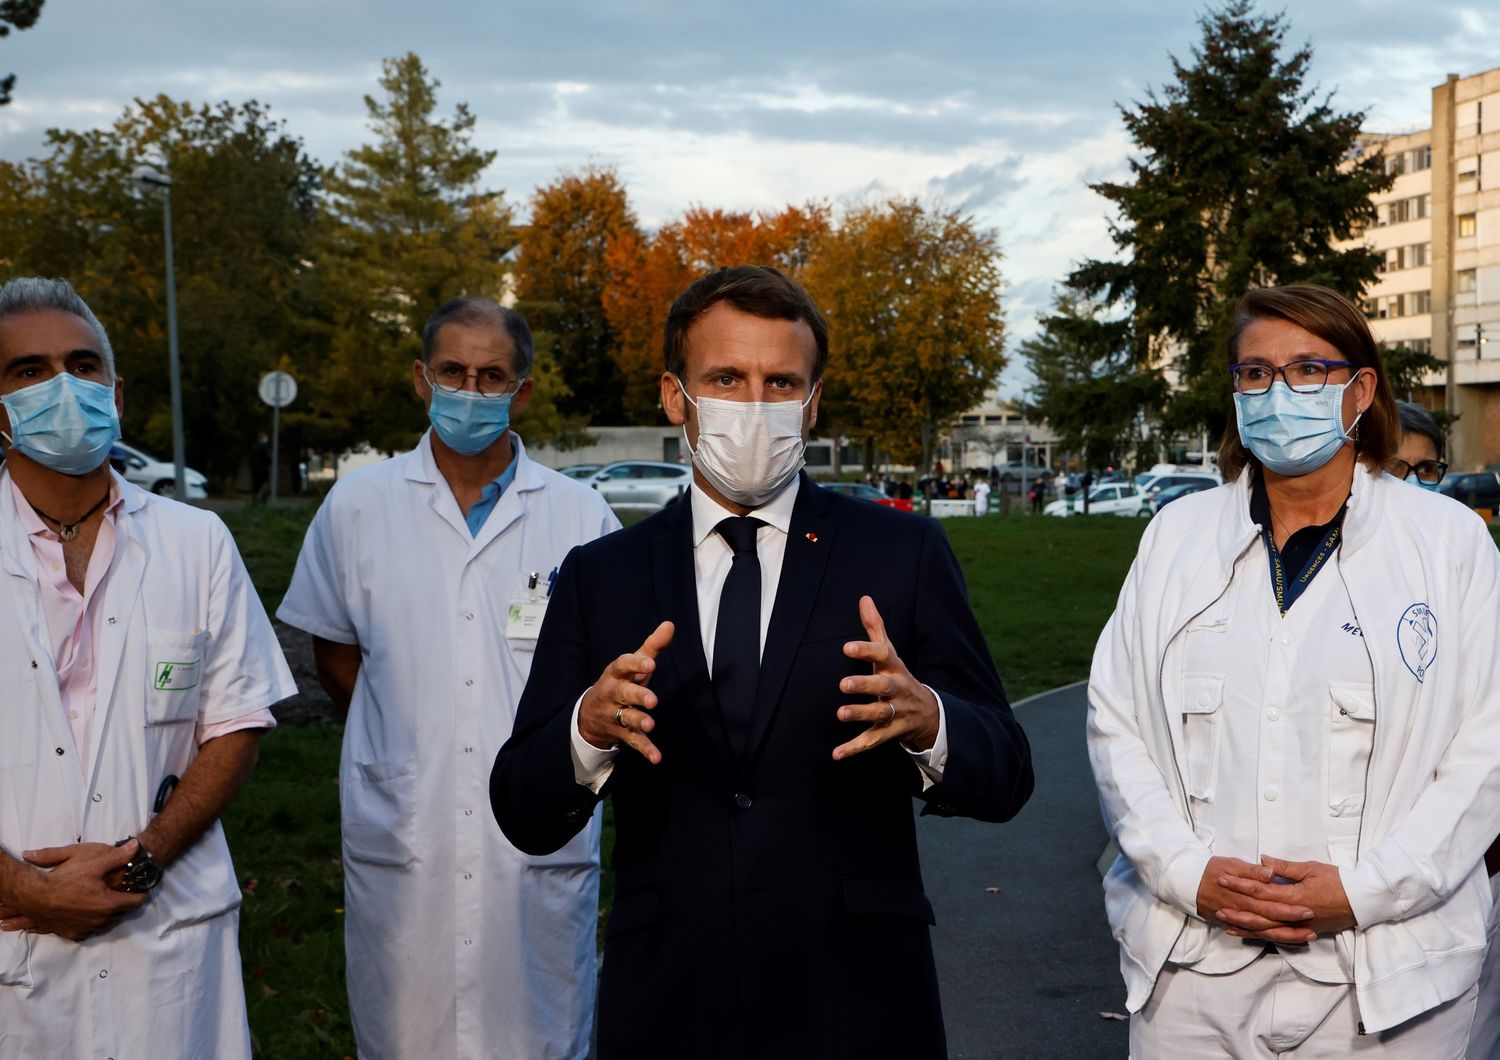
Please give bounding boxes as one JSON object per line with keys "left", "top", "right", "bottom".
{"left": 216, "top": 504, "right": 1146, "bottom": 1056}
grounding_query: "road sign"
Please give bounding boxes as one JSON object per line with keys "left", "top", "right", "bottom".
{"left": 258, "top": 371, "right": 297, "bottom": 408}
{"left": 257, "top": 372, "right": 296, "bottom": 503}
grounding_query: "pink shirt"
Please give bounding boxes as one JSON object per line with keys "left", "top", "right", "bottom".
{"left": 11, "top": 478, "right": 274, "bottom": 768}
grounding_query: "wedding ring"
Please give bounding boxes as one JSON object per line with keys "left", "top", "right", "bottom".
{"left": 885, "top": 701, "right": 896, "bottom": 724}
{"left": 615, "top": 707, "right": 626, "bottom": 728}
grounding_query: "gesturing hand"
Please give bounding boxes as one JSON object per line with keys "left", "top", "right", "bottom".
{"left": 1215, "top": 855, "right": 1357, "bottom": 940}
{"left": 833, "top": 596, "right": 940, "bottom": 761}
{"left": 578, "top": 621, "right": 675, "bottom": 765}
{"left": 0, "top": 841, "right": 147, "bottom": 941}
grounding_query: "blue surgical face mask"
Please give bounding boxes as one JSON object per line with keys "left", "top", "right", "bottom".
{"left": 1233, "top": 377, "right": 1363, "bottom": 477}
{"left": 0, "top": 372, "right": 121, "bottom": 475}
{"left": 1413, "top": 478, "right": 1442, "bottom": 492}
{"left": 427, "top": 384, "right": 515, "bottom": 455}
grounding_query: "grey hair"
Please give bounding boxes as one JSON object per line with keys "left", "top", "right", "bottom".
{"left": 420, "top": 297, "right": 534, "bottom": 378}
{"left": 0, "top": 277, "right": 116, "bottom": 378}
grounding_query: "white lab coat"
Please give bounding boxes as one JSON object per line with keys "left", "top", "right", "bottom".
{"left": 278, "top": 433, "right": 620, "bottom": 1060}
{"left": 1089, "top": 468, "right": 1500, "bottom": 1033}
{"left": 0, "top": 468, "right": 295, "bottom": 1059}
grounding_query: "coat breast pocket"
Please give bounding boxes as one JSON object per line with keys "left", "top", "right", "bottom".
{"left": 1180, "top": 674, "right": 1224, "bottom": 803}
{"left": 144, "top": 629, "right": 207, "bottom": 726}
{"left": 1326, "top": 683, "right": 1376, "bottom": 818}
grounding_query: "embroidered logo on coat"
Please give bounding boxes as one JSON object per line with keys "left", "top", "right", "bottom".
{"left": 1397, "top": 603, "right": 1438, "bottom": 683}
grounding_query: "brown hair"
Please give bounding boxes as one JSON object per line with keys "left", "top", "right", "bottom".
{"left": 1217, "top": 284, "right": 1400, "bottom": 480}
{"left": 663, "top": 265, "right": 829, "bottom": 381}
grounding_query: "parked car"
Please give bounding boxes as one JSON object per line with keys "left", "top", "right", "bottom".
{"left": 994, "top": 461, "right": 1052, "bottom": 484}
{"left": 820, "top": 481, "right": 901, "bottom": 508}
{"left": 1065, "top": 470, "right": 1124, "bottom": 494}
{"left": 1141, "top": 472, "right": 1220, "bottom": 503}
{"left": 587, "top": 460, "right": 692, "bottom": 511}
{"left": 1044, "top": 483, "right": 1151, "bottom": 518}
{"left": 558, "top": 463, "right": 600, "bottom": 481}
{"left": 1150, "top": 480, "right": 1216, "bottom": 513}
{"left": 111, "top": 442, "right": 209, "bottom": 500}
{"left": 1437, "top": 470, "right": 1500, "bottom": 510}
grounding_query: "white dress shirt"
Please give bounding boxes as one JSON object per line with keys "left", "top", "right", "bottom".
{"left": 572, "top": 475, "right": 948, "bottom": 791}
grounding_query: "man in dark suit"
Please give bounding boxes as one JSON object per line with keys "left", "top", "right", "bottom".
{"left": 491, "top": 265, "right": 1033, "bottom": 1059}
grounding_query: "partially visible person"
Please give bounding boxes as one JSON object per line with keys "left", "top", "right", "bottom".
{"left": 0, "top": 277, "right": 294, "bottom": 1058}
{"left": 899, "top": 476, "right": 914, "bottom": 501}
{"left": 1388, "top": 400, "right": 1447, "bottom": 492}
{"left": 1091, "top": 284, "right": 1500, "bottom": 1057}
{"left": 972, "top": 476, "right": 991, "bottom": 516}
{"left": 492, "top": 265, "right": 1032, "bottom": 1059}
{"left": 278, "top": 297, "right": 619, "bottom": 1059}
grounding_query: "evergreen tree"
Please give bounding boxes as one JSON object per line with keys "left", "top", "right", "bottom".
{"left": 1021, "top": 293, "right": 1168, "bottom": 471}
{"left": 0, "top": 0, "right": 44, "bottom": 106}
{"left": 312, "top": 53, "right": 517, "bottom": 454}
{"left": 1070, "top": 0, "right": 1392, "bottom": 442}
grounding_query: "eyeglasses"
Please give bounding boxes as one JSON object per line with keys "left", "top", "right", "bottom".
{"left": 1387, "top": 457, "right": 1448, "bottom": 485}
{"left": 1228, "top": 359, "right": 1359, "bottom": 395}
{"left": 424, "top": 362, "right": 519, "bottom": 398}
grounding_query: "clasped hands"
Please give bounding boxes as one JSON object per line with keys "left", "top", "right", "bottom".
{"left": 1197, "top": 854, "right": 1357, "bottom": 944}
{"left": 0, "top": 840, "right": 147, "bottom": 941}
{"left": 578, "top": 595, "right": 940, "bottom": 762}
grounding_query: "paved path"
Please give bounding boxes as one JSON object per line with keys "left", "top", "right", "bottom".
{"left": 920, "top": 682, "right": 1129, "bottom": 1059}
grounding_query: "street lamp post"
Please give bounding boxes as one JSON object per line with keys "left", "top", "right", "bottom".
{"left": 131, "top": 165, "right": 187, "bottom": 500}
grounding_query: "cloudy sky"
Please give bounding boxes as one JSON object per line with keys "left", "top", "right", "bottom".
{"left": 3, "top": 1, "right": 1496, "bottom": 395}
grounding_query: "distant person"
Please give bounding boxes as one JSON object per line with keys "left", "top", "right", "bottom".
{"left": 1387, "top": 400, "right": 1447, "bottom": 491}
{"left": 0, "top": 277, "right": 293, "bottom": 1058}
{"left": 899, "top": 477, "right": 914, "bottom": 501}
{"left": 972, "top": 476, "right": 991, "bottom": 516}
{"left": 1080, "top": 470, "right": 1093, "bottom": 515}
{"left": 1090, "top": 284, "right": 1500, "bottom": 1056}
{"left": 491, "top": 266, "right": 1032, "bottom": 1058}
{"left": 1029, "top": 478, "right": 1045, "bottom": 515}
{"left": 278, "top": 298, "right": 620, "bottom": 1059}
{"left": 250, "top": 431, "right": 271, "bottom": 502}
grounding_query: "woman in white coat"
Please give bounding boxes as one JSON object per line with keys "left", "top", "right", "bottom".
{"left": 1089, "top": 284, "right": 1500, "bottom": 1058}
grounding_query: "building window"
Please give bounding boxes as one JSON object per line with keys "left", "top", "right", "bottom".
{"left": 1459, "top": 213, "right": 1478, "bottom": 237}
{"left": 1458, "top": 269, "right": 1478, "bottom": 294}
{"left": 1387, "top": 152, "right": 1407, "bottom": 177}
{"left": 1408, "top": 242, "right": 1429, "bottom": 267}
{"left": 1412, "top": 145, "right": 1432, "bottom": 171}
{"left": 1409, "top": 290, "right": 1432, "bottom": 314}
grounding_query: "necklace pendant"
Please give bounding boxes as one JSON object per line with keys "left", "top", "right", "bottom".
{"left": 57, "top": 523, "right": 79, "bottom": 543}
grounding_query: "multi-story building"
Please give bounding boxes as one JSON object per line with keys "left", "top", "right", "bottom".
{"left": 1358, "top": 67, "right": 1500, "bottom": 468}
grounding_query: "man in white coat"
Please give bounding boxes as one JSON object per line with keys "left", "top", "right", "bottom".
{"left": 279, "top": 297, "right": 620, "bottom": 1059}
{"left": 0, "top": 277, "right": 295, "bottom": 1057}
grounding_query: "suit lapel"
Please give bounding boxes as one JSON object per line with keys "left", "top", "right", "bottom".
{"left": 649, "top": 499, "right": 734, "bottom": 765}
{"left": 746, "top": 476, "right": 836, "bottom": 761}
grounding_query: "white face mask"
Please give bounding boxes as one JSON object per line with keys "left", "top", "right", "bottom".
{"left": 674, "top": 376, "right": 816, "bottom": 507}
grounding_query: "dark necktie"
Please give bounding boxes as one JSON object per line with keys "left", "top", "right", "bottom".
{"left": 713, "top": 516, "right": 763, "bottom": 757}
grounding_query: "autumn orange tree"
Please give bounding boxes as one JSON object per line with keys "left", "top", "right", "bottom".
{"left": 804, "top": 198, "right": 1005, "bottom": 475}
{"left": 513, "top": 166, "right": 639, "bottom": 425}
{"left": 602, "top": 204, "right": 829, "bottom": 422}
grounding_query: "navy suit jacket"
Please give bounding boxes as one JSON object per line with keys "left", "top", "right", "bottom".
{"left": 492, "top": 476, "right": 1033, "bottom": 1059}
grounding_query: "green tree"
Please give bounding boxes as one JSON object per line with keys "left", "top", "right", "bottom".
{"left": 1070, "top": 0, "right": 1392, "bottom": 443}
{"left": 1021, "top": 293, "right": 1168, "bottom": 471}
{"left": 0, "top": 96, "right": 322, "bottom": 487}
{"left": 0, "top": 0, "right": 44, "bottom": 106}
{"left": 804, "top": 198, "right": 1005, "bottom": 474}
{"left": 514, "top": 166, "right": 639, "bottom": 426}
{"left": 311, "top": 52, "right": 520, "bottom": 454}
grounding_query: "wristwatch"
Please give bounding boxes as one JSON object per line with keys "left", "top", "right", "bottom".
{"left": 114, "top": 837, "right": 163, "bottom": 893}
